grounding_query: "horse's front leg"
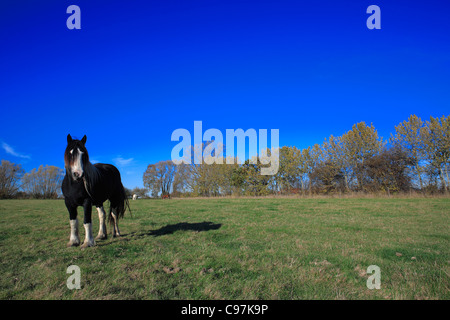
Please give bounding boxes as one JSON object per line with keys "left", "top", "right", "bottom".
{"left": 81, "top": 198, "right": 95, "bottom": 248}
{"left": 66, "top": 202, "right": 80, "bottom": 247}
{"left": 95, "top": 205, "right": 107, "bottom": 240}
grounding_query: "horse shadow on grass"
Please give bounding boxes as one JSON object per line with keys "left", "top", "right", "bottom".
{"left": 126, "top": 221, "right": 222, "bottom": 239}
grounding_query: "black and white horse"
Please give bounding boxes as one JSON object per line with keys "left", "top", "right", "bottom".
{"left": 62, "top": 134, "right": 129, "bottom": 248}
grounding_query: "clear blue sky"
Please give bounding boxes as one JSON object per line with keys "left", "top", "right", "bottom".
{"left": 1, "top": 0, "right": 449, "bottom": 189}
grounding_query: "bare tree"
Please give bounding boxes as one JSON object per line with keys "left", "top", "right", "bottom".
{"left": 0, "top": 160, "right": 24, "bottom": 199}
{"left": 21, "top": 165, "right": 64, "bottom": 198}
{"left": 143, "top": 160, "right": 177, "bottom": 197}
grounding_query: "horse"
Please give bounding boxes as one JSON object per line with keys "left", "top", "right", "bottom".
{"left": 61, "top": 134, "right": 130, "bottom": 248}
{"left": 132, "top": 194, "right": 138, "bottom": 200}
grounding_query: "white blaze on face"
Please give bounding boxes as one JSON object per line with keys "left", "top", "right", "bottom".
{"left": 71, "top": 148, "right": 84, "bottom": 179}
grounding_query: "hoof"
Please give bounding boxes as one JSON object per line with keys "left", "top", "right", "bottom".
{"left": 67, "top": 240, "right": 80, "bottom": 247}
{"left": 81, "top": 241, "right": 95, "bottom": 249}
{"left": 95, "top": 234, "right": 107, "bottom": 240}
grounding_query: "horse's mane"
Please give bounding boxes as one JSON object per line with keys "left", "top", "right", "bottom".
{"left": 83, "top": 161, "right": 101, "bottom": 201}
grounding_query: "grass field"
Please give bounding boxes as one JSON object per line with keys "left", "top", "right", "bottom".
{"left": 0, "top": 197, "right": 449, "bottom": 300}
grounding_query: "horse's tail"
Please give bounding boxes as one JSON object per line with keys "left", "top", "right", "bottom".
{"left": 108, "top": 182, "right": 131, "bottom": 223}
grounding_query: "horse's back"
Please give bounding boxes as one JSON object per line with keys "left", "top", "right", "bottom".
{"left": 93, "top": 163, "right": 125, "bottom": 201}
{"left": 94, "top": 163, "right": 121, "bottom": 178}
{"left": 92, "top": 163, "right": 128, "bottom": 214}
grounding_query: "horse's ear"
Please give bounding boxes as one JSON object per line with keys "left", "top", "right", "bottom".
{"left": 81, "top": 135, "right": 87, "bottom": 145}
{"left": 67, "top": 134, "right": 73, "bottom": 144}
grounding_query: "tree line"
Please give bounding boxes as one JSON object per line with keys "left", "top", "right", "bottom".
{"left": 1, "top": 114, "right": 448, "bottom": 199}
{"left": 0, "top": 162, "right": 64, "bottom": 199}
{"left": 143, "top": 115, "right": 449, "bottom": 197}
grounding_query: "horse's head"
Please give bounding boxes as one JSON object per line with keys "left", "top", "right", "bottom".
{"left": 65, "top": 134, "right": 89, "bottom": 181}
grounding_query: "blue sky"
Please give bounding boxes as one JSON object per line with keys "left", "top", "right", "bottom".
{"left": 1, "top": 0, "right": 449, "bottom": 189}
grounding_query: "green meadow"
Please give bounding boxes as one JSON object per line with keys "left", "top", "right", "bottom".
{"left": 0, "top": 197, "right": 448, "bottom": 300}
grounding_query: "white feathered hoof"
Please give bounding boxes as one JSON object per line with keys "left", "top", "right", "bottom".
{"left": 81, "top": 223, "right": 96, "bottom": 249}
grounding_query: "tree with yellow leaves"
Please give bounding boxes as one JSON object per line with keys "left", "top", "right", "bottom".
{"left": 421, "top": 115, "right": 450, "bottom": 192}
{"left": 390, "top": 114, "right": 425, "bottom": 189}
{"left": 341, "top": 122, "right": 384, "bottom": 190}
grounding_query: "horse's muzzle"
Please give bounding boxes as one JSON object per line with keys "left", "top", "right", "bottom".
{"left": 73, "top": 172, "right": 84, "bottom": 181}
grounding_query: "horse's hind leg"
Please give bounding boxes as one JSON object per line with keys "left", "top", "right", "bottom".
{"left": 95, "top": 206, "right": 108, "bottom": 240}
{"left": 111, "top": 207, "right": 121, "bottom": 238}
